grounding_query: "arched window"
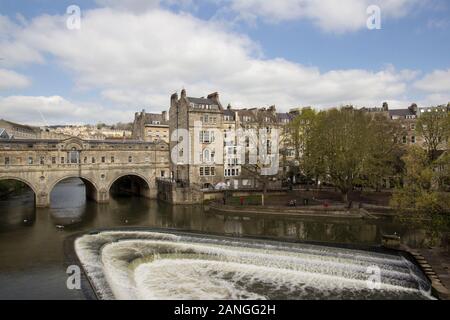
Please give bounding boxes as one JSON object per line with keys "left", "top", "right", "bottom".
{"left": 68, "top": 147, "right": 80, "bottom": 164}
{"left": 204, "top": 149, "right": 210, "bottom": 163}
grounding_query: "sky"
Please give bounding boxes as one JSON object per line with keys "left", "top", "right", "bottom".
{"left": 0, "top": 0, "right": 449, "bottom": 125}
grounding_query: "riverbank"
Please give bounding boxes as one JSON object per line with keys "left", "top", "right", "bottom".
{"left": 400, "top": 244, "right": 450, "bottom": 300}
{"left": 207, "top": 202, "right": 383, "bottom": 219}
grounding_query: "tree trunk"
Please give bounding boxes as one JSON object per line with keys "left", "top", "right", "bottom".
{"left": 342, "top": 191, "right": 349, "bottom": 206}
{"left": 262, "top": 183, "right": 267, "bottom": 206}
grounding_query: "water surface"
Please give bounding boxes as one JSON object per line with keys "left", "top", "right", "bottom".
{"left": 0, "top": 178, "right": 430, "bottom": 299}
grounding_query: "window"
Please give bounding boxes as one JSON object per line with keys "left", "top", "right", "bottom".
{"left": 111, "top": 156, "right": 115, "bottom": 163}
{"left": 84, "top": 157, "right": 87, "bottom": 164}
{"left": 402, "top": 136, "right": 407, "bottom": 144}
{"left": 92, "top": 157, "right": 96, "bottom": 164}
{"left": 69, "top": 149, "right": 79, "bottom": 164}
{"left": 410, "top": 124, "right": 416, "bottom": 130}
{"left": 199, "top": 167, "right": 216, "bottom": 176}
{"left": 4, "top": 157, "right": 10, "bottom": 165}
{"left": 60, "top": 157, "right": 64, "bottom": 164}
{"left": 128, "top": 156, "right": 133, "bottom": 163}
{"left": 161, "top": 170, "right": 165, "bottom": 178}
{"left": 40, "top": 157, "right": 45, "bottom": 165}
{"left": 411, "top": 136, "right": 416, "bottom": 144}
{"left": 225, "top": 168, "right": 239, "bottom": 177}
{"left": 200, "top": 131, "right": 211, "bottom": 143}
{"left": 101, "top": 156, "right": 106, "bottom": 163}
{"left": 52, "top": 157, "right": 56, "bottom": 164}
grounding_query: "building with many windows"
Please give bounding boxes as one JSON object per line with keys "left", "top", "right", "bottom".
{"left": 169, "top": 89, "right": 294, "bottom": 190}
{"left": 0, "top": 119, "right": 39, "bottom": 139}
{"left": 132, "top": 110, "right": 169, "bottom": 143}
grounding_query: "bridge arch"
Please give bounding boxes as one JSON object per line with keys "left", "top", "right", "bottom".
{"left": 108, "top": 173, "right": 153, "bottom": 199}
{"left": 0, "top": 176, "right": 38, "bottom": 196}
{"left": 0, "top": 177, "right": 39, "bottom": 207}
{"left": 49, "top": 175, "right": 102, "bottom": 204}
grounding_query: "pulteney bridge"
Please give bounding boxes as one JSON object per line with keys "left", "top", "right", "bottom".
{"left": 0, "top": 137, "right": 170, "bottom": 207}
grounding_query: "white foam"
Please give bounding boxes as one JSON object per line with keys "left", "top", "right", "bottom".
{"left": 75, "top": 231, "right": 434, "bottom": 300}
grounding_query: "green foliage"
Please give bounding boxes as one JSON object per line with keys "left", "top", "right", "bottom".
{"left": 416, "top": 107, "right": 450, "bottom": 161}
{"left": 391, "top": 146, "right": 450, "bottom": 232}
{"left": 299, "top": 107, "right": 400, "bottom": 202}
{"left": 0, "top": 180, "right": 28, "bottom": 196}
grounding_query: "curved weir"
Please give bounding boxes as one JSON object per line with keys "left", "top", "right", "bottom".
{"left": 75, "top": 231, "right": 434, "bottom": 300}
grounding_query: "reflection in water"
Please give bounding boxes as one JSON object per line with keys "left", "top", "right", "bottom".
{"left": 0, "top": 178, "right": 429, "bottom": 299}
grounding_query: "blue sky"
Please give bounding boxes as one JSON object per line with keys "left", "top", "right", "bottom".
{"left": 0, "top": 0, "right": 450, "bottom": 125}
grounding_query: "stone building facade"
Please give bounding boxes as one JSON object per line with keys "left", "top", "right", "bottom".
{"left": 363, "top": 102, "right": 450, "bottom": 149}
{"left": 0, "top": 119, "right": 39, "bottom": 139}
{"left": 132, "top": 110, "right": 169, "bottom": 143}
{"left": 169, "top": 89, "right": 295, "bottom": 190}
{"left": 169, "top": 89, "right": 225, "bottom": 188}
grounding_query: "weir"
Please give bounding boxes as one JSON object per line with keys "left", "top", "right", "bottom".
{"left": 75, "top": 231, "right": 434, "bottom": 300}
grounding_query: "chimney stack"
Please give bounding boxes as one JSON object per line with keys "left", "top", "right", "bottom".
{"left": 207, "top": 92, "right": 220, "bottom": 104}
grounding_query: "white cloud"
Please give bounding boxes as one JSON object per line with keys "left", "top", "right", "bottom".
{"left": 414, "top": 69, "right": 450, "bottom": 106}
{"left": 224, "top": 0, "right": 420, "bottom": 32}
{"left": 0, "top": 15, "right": 44, "bottom": 66}
{"left": 0, "top": 95, "right": 130, "bottom": 125}
{"left": 414, "top": 69, "right": 450, "bottom": 93}
{"left": 0, "top": 69, "right": 30, "bottom": 90}
{"left": 0, "top": 6, "right": 431, "bottom": 123}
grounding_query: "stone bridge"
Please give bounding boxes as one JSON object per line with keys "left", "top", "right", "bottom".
{"left": 0, "top": 137, "right": 170, "bottom": 207}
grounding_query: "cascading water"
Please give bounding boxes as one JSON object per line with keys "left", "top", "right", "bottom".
{"left": 74, "top": 231, "right": 434, "bottom": 300}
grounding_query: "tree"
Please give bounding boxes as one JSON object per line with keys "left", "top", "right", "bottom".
{"left": 305, "top": 107, "right": 371, "bottom": 203}
{"left": 287, "top": 108, "right": 318, "bottom": 184}
{"left": 288, "top": 107, "right": 317, "bottom": 161}
{"left": 238, "top": 107, "right": 282, "bottom": 206}
{"left": 416, "top": 107, "right": 450, "bottom": 161}
{"left": 304, "top": 107, "right": 400, "bottom": 204}
{"left": 363, "top": 113, "right": 403, "bottom": 190}
{"left": 391, "top": 146, "right": 450, "bottom": 233}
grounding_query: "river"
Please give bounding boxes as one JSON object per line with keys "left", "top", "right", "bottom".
{"left": 0, "top": 178, "right": 429, "bottom": 299}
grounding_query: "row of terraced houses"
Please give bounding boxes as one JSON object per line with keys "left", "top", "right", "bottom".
{"left": 131, "top": 90, "right": 449, "bottom": 191}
